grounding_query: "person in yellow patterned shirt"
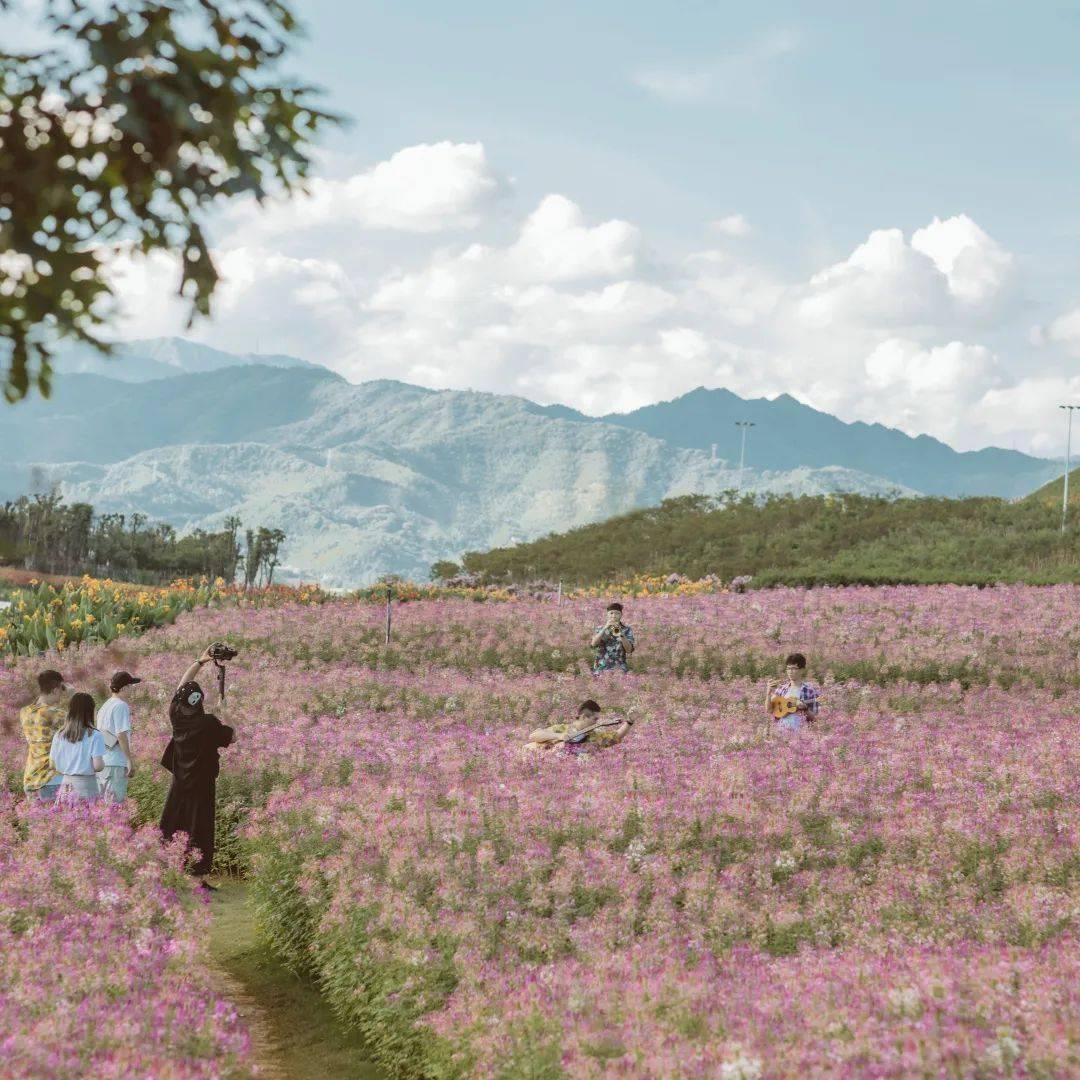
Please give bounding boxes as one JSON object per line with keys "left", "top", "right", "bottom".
{"left": 524, "top": 699, "right": 634, "bottom": 756}
{"left": 21, "top": 669, "right": 69, "bottom": 801}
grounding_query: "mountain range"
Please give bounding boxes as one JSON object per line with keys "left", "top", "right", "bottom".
{"left": 0, "top": 339, "right": 1059, "bottom": 585}
{"left": 546, "top": 389, "right": 1057, "bottom": 499}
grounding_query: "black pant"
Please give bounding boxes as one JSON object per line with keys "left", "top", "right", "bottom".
{"left": 160, "top": 776, "right": 216, "bottom": 876}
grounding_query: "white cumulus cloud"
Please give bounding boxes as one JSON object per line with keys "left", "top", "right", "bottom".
{"left": 226, "top": 141, "right": 506, "bottom": 238}
{"left": 910, "top": 214, "right": 1014, "bottom": 306}
{"left": 102, "top": 142, "right": 1067, "bottom": 455}
{"left": 1040, "top": 303, "right": 1080, "bottom": 357}
{"left": 507, "top": 195, "right": 640, "bottom": 282}
{"left": 795, "top": 216, "right": 1015, "bottom": 331}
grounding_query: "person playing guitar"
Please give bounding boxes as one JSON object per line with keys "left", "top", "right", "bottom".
{"left": 523, "top": 699, "right": 634, "bottom": 755}
{"left": 766, "top": 653, "right": 820, "bottom": 731}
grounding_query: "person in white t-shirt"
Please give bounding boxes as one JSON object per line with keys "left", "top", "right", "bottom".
{"left": 50, "top": 693, "right": 106, "bottom": 801}
{"left": 96, "top": 670, "right": 141, "bottom": 803}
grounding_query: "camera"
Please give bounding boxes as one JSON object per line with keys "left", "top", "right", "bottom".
{"left": 207, "top": 641, "right": 238, "bottom": 703}
{"left": 208, "top": 641, "right": 238, "bottom": 662}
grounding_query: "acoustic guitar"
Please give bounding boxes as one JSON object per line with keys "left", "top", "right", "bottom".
{"left": 770, "top": 695, "right": 816, "bottom": 721}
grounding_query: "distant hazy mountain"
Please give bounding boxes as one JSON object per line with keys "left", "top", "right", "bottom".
{"left": 0, "top": 362, "right": 909, "bottom": 586}
{"left": 561, "top": 387, "right": 1057, "bottom": 498}
{"left": 50, "top": 337, "right": 318, "bottom": 382}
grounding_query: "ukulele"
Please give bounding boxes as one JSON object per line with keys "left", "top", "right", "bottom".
{"left": 769, "top": 694, "right": 819, "bottom": 721}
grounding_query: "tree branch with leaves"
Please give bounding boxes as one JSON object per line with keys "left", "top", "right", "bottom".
{"left": 0, "top": 0, "right": 341, "bottom": 401}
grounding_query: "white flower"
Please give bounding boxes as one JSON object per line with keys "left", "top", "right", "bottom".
{"left": 984, "top": 1033, "right": 1022, "bottom": 1069}
{"left": 720, "top": 1047, "right": 763, "bottom": 1080}
{"left": 625, "top": 836, "right": 648, "bottom": 867}
{"left": 888, "top": 985, "right": 922, "bottom": 1017}
{"left": 97, "top": 888, "right": 122, "bottom": 907}
{"left": 773, "top": 852, "right": 796, "bottom": 873}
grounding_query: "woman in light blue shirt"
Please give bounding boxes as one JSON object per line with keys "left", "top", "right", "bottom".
{"left": 50, "top": 693, "right": 106, "bottom": 802}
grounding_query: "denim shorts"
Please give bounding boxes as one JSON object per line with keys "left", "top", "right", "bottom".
{"left": 98, "top": 765, "right": 129, "bottom": 803}
{"left": 25, "top": 775, "right": 63, "bottom": 803}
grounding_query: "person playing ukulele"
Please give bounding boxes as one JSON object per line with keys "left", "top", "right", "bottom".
{"left": 766, "top": 653, "right": 820, "bottom": 731}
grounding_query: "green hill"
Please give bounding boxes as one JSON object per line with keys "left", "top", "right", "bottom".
{"left": 1023, "top": 466, "right": 1080, "bottom": 510}
{"left": 455, "top": 492, "right": 1080, "bottom": 587}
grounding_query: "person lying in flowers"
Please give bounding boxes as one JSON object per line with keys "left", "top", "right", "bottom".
{"left": 590, "top": 602, "right": 636, "bottom": 673}
{"left": 524, "top": 699, "right": 635, "bottom": 755}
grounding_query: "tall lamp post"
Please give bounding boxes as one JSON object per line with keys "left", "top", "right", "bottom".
{"left": 735, "top": 421, "right": 755, "bottom": 494}
{"left": 1060, "top": 404, "right": 1078, "bottom": 533}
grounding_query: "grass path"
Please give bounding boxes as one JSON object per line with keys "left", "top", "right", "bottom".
{"left": 208, "top": 881, "right": 384, "bottom": 1080}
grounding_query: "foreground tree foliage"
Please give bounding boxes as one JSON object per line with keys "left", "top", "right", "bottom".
{"left": 457, "top": 491, "right": 1080, "bottom": 587}
{"left": 0, "top": 0, "right": 338, "bottom": 401}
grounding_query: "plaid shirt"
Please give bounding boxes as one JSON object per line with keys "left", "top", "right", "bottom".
{"left": 20, "top": 702, "right": 66, "bottom": 790}
{"left": 775, "top": 681, "right": 820, "bottom": 720}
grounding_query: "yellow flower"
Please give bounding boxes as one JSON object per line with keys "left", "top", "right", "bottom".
{"left": 0, "top": 626, "right": 7, "bottom": 640}
{"left": 85, "top": 613, "right": 95, "bottom": 624}
{"left": 70, "top": 619, "right": 83, "bottom": 631}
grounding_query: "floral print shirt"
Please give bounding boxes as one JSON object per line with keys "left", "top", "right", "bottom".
{"left": 592, "top": 625, "right": 636, "bottom": 673}
{"left": 20, "top": 702, "right": 66, "bottom": 790}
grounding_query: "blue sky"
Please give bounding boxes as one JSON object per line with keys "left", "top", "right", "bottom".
{"left": 296, "top": 1, "right": 1080, "bottom": 273}
{"left": 7, "top": 1, "right": 1079, "bottom": 453}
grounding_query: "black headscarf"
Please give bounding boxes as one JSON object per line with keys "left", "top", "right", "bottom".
{"left": 161, "top": 681, "right": 233, "bottom": 789}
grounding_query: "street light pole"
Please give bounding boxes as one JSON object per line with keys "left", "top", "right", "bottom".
{"left": 735, "top": 421, "right": 755, "bottom": 493}
{"left": 1060, "top": 405, "right": 1077, "bottom": 533}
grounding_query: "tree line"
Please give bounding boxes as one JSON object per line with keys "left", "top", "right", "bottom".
{"left": 0, "top": 493, "right": 286, "bottom": 587}
{"left": 444, "top": 490, "right": 1080, "bottom": 588}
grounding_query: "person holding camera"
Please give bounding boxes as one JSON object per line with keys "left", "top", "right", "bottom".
{"left": 159, "top": 644, "right": 235, "bottom": 888}
{"left": 590, "top": 602, "right": 636, "bottom": 674}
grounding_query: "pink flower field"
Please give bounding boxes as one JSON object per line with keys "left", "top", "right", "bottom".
{"left": 1, "top": 585, "right": 1077, "bottom": 1077}
{"left": 0, "top": 797, "right": 249, "bottom": 1077}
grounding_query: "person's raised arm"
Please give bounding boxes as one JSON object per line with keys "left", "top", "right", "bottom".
{"left": 589, "top": 627, "right": 607, "bottom": 648}
{"left": 177, "top": 647, "right": 215, "bottom": 691}
{"left": 606, "top": 719, "right": 633, "bottom": 746}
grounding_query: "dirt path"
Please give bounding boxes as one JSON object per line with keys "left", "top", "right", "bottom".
{"left": 208, "top": 881, "right": 384, "bottom": 1080}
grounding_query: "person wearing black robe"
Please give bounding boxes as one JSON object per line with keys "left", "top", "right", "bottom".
{"left": 160, "top": 647, "right": 234, "bottom": 881}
